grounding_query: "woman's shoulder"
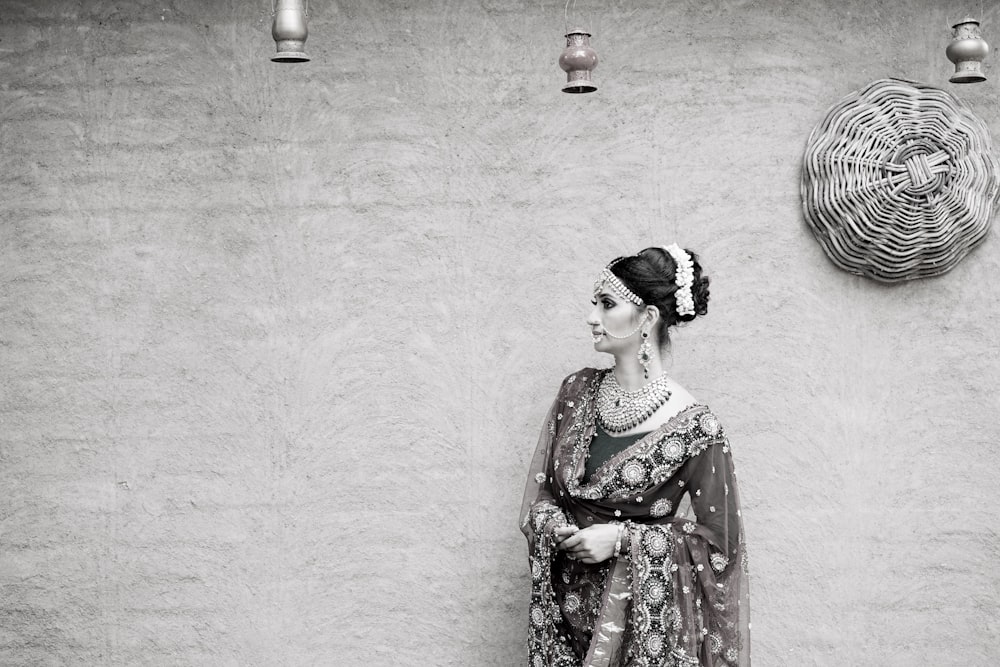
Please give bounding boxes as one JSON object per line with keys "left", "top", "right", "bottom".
{"left": 665, "top": 403, "right": 727, "bottom": 444}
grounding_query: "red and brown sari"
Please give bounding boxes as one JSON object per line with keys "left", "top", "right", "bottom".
{"left": 521, "top": 368, "right": 750, "bottom": 667}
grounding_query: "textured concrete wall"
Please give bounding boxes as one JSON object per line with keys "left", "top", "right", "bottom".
{"left": 2, "top": 0, "right": 999, "bottom": 665}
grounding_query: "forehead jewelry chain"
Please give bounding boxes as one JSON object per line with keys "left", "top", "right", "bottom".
{"left": 593, "top": 262, "right": 644, "bottom": 308}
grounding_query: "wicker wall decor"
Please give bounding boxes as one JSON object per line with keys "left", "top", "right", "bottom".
{"left": 801, "top": 78, "right": 1000, "bottom": 282}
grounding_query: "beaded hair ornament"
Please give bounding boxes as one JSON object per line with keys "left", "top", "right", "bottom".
{"left": 593, "top": 258, "right": 645, "bottom": 307}
{"left": 593, "top": 246, "right": 695, "bottom": 317}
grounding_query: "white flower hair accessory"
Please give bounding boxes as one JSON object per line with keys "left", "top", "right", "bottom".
{"left": 662, "top": 243, "right": 695, "bottom": 317}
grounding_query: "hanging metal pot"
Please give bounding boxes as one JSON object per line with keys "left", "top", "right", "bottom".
{"left": 272, "top": 0, "right": 310, "bottom": 63}
{"left": 947, "top": 18, "right": 988, "bottom": 83}
{"left": 559, "top": 29, "right": 598, "bottom": 93}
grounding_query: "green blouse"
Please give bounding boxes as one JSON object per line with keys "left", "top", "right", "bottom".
{"left": 583, "top": 423, "right": 650, "bottom": 483}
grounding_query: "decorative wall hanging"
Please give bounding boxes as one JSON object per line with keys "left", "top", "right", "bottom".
{"left": 801, "top": 78, "right": 1000, "bottom": 282}
{"left": 947, "top": 18, "right": 989, "bottom": 83}
{"left": 559, "top": 29, "right": 598, "bottom": 93}
{"left": 558, "top": 0, "right": 596, "bottom": 93}
{"left": 271, "top": 0, "right": 310, "bottom": 62}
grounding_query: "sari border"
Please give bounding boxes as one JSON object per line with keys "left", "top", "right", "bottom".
{"left": 582, "top": 556, "right": 632, "bottom": 667}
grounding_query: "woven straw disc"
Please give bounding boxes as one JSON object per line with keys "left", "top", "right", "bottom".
{"left": 801, "top": 78, "right": 999, "bottom": 282}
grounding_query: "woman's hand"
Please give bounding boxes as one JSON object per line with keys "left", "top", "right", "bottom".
{"left": 555, "top": 523, "right": 620, "bottom": 564}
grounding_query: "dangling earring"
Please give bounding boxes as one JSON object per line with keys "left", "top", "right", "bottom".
{"left": 638, "top": 328, "right": 652, "bottom": 379}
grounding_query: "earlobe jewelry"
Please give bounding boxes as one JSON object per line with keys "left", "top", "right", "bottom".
{"left": 637, "top": 327, "right": 652, "bottom": 379}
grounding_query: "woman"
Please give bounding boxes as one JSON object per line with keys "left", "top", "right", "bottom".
{"left": 520, "top": 245, "right": 750, "bottom": 667}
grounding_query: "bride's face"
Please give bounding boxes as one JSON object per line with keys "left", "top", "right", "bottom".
{"left": 587, "top": 290, "right": 645, "bottom": 352}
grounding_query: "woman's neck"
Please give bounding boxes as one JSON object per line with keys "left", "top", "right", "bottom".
{"left": 611, "top": 353, "right": 664, "bottom": 391}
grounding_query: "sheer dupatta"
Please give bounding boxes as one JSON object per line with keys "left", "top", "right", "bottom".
{"left": 521, "top": 369, "right": 751, "bottom": 667}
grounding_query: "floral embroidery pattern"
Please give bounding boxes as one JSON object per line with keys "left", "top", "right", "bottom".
{"left": 525, "top": 519, "right": 578, "bottom": 665}
{"left": 629, "top": 523, "right": 679, "bottom": 664}
{"left": 650, "top": 498, "right": 673, "bottom": 517}
{"left": 710, "top": 552, "right": 730, "bottom": 573}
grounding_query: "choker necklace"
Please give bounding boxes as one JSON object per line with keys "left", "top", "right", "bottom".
{"left": 596, "top": 370, "right": 673, "bottom": 433}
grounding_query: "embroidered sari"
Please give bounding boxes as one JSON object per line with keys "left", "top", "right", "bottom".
{"left": 521, "top": 369, "right": 750, "bottom": 667}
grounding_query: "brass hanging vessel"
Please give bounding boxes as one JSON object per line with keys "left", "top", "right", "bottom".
{"left": 559, "top": 29, "right": 598, "bottom": 93}
{"left": 271, "top": 0, "right": 310, "bottom": 63}
{"left": 947, "top": 18, "right": 988, "bottom": 83}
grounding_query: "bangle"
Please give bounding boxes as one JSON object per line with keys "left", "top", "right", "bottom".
{"left": 613, "top": 523, "right": 624, "bottom": 559}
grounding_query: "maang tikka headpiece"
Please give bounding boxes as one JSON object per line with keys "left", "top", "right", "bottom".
{"left": 593, "top": 258, "right": 644, "bottom": 307}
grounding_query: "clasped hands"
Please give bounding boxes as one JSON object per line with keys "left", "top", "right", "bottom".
{"left": 553, "top": 523, "right": 620, "bottom": 564}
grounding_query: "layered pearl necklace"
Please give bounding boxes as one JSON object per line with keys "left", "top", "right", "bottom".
{"left": 596, "top": 370, "right": 673, "bottom": 433}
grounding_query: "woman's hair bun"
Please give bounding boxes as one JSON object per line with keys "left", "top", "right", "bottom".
{"left": 669, "top": 248, "right": 709, "bottom": 323}
{"left": 607, "top": 246, "right": 710, "bottom": 345}
{"left": 688, "top": 265, "right": 710, "bottom": 319}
